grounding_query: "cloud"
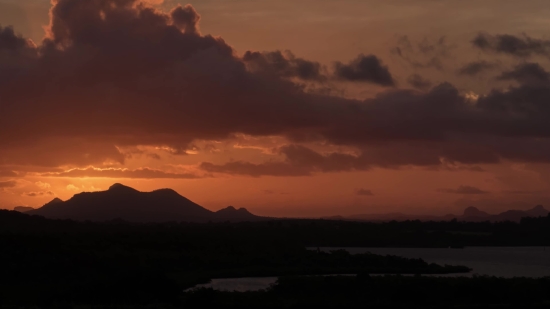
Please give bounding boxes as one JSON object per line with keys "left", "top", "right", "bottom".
{"left": 24, "top": 191, "right": 54, "bottom": 197}
{"left": 472, "top": 33, "right": 550, "bottom": 58}
{"left": 200, "top": 161, "right": 311, "bottom": 177}
{"left": 40, "top": 167, "right": 201, "bottom": 179}
{"left": 66, "top": 184, "right": 102, "bottom": 192}
{"left": 3, "top": 0, "right": 550, "bottom": 174}
{"left": 437, "top": 185, "right": 490, "bottom": 195}
{"left": 496, "top": 63, "right": 550, "bottom": 86}
{"left": 35, "top": 181, "right": 51, "bottom": 189}
{"left": 0, "top": 25, "right": 33, "bottom": 51}
{"left": 334, "top": 54, "right": 395, "bottom": 86}
{"left": 0, "top": 170, "right": 18, "bottom": 177}
{"left": 262, "top": 189, "right": 289, "bottom": 195}
{"left": 66, "top": 184, "right": 80, "bottom": 192}
{"left": 457, "top": 61, "right": 497, "bottom": 76}
{"left": 407, "top": 74, "right": 432, "bottom": 90}
{"left": 0, "top": 180, "right": 17, "bottom": 188}
{"left": 171, "top": 4, "right": 201, "bottom": 35}
{"left": 200, "top": 144, "right": 372, "bottom": 177}
{"left": 243, "top": 50, "right": 325, "bottom": 81}
{"left": 392, "top": 36, "right": 454, "bottom": 71}
{"left": 502, "top": 190, "right": 545, "bottom": 195}
{"left": 147, "top": 153, "right": 162, "bottom": 160}
{"left": 355, "top": 188, "right": 374, "bottom": 196}
{"left": 0, "top": 25, "right": 37, "bottom": 83}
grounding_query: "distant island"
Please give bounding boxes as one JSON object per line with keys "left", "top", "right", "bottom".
{"left": 25, "top": 183, "right": 264, "bottom": 223}
{"left": 323, "top": 205, "right": 549, "bottom": 223}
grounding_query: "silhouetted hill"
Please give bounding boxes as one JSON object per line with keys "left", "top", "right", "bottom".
{"left": 327, "top": 205, "right": 549, "bottom": 223}
{"left": 13, "top": 206, "right": 35, "bottom": 213}
{"left": 463, "top": 206, "right": 490, "bottom": 218}
{"left": 527, "top": 205, "right": 548, "bottom": 217}
{"left": 27, "top": 184, "right": 263, "bottom": 223}
{"left": 215, "top": 206, "right": 259, "bottom": 221}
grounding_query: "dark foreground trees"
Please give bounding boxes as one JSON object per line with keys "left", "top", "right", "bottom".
{"left": 184, "top": 275, "right": 550, "bottom": 308}
{"left": 1, "top": 210, "right": 549, "bottom": 307}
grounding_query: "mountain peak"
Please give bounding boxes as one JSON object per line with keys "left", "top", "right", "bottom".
{"left": 216, "top": 206, "right": 254, "bottom": 216}
{"left": 526, "top": 205, "right": 549, "bottom": 217}
{"left": 152, "top": 188, "right": 180, "bottom": 195}
{"left": 43, "top": 197, "right": 64, "bottom": 207}
{"left": 108, "top": 183, "right": 137, "bottom": 191}
{"left": 463, "top": 206, "right": 490, "bottom": 217}
{"left": 49, "top": 197, "right": 63, "bottom": 204}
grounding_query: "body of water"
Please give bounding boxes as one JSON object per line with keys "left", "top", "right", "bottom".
{"left": 187, "top": 277, "right": 278, "bottom": 292}
{"left": 323, "top": 247, "right": 550, "bottom": 278}
{"left": 187, "top": 247, "right": 550, "bottom": 292}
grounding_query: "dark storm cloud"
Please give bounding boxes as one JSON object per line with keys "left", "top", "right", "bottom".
{"left": 437, "top": 186, "right": 489, "bottom": 195}
{"left": 476, "top": 83, "right": 550, "bottom": 118}
{"left": 472, "top": 33, "right": 550, "bottom": 58}
{"left": 243, "top": 50, "right": 325, "bottom": 81}
{"left": 40, "top": 167, "right": 201, "bottom": 179}
{"left": 496, "top": 63, "right": 550, "bottom": 85}
{"left": 3, "top": 0, "right": 550, "bottom": 174}
{"left": 457, "top": 61, "right": 498, "bottom": 76}
{"left": 170, "top": 4, "right": 200, "bottom": 34}
{"left": 0, "top": 26, "right": 31, "bottom": 50}
{"left": 407, "top": 74, "right": 432, "bottom": 90}
{"left": 0, "top": 25, "right": 37, "bottom": 83}
{"left": 355, "top": 189, "right": 374, "bottom": 196}
{"left": 334, "top": 54, "right": 395, "bottom": 86}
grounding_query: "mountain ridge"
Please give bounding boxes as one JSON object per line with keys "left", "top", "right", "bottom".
{"left": 27, "top": 184, "right": 264, "bottom": 223}
{"left": 324, "top": 205, "right": 549, "bottom": 223}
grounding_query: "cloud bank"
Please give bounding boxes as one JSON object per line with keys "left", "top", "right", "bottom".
{"left": 1, "top": 0, "right": 550, "bottom": 179}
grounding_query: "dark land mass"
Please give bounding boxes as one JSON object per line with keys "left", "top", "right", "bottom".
{"left": 2, "top": 199, "right": 550, "bottom": 307}
{"left": 27, "top": 183, "right": 265, "bottom": 222}
{"left": 325, "top": 205, "right": 550, "bottom": 223}
{"left": 185, "top": 275, "right": 550, "bottom": 309}
{"left": 0, "top": 210, "right": 472, "bottom": 307}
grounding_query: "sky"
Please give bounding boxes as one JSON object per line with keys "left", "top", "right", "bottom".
{"left": 2, "top": 0, "right": 550, "bottom": 217}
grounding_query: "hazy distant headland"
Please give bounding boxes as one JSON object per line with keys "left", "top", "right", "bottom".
{"left": 324, "top": 205, "right": 549, "bottom": 223}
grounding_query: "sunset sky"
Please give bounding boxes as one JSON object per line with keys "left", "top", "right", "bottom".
{"left": 2, "top": 0, "right": 550, "bottom": 217}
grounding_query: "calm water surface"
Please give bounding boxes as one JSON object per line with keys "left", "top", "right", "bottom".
{"left": 188, "top": 247, "right": 550, "bottom": 292}
{"left": 323, "top": 247, "right": 550, "bottom": 278}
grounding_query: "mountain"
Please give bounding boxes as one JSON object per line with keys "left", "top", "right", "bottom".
{"left": 526, "top": 205, "right": 548, "bottom": 217}
{"left": 215, "top": 206, "right": 258, "bottom": 221}
{"left": 462, "top": 206, "right": 490, "bottom": 218}
{"left": 27, "top": 183, "right": 264, "bottom": 223}
{"left": 326, "top": 205, "right": 549, "bottom": 223}
{"left": 13, "top": 206, "right": 35, "bottom": 213}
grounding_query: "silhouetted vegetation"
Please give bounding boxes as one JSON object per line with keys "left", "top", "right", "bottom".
{"left": 1, "top": 210, "right": 550, "bottom": 306}
{"left": 0, "top": 210, "right": 470, "bottom": 307}
{"left": 184, "top": 275, "right": 550, "bottom": 308}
